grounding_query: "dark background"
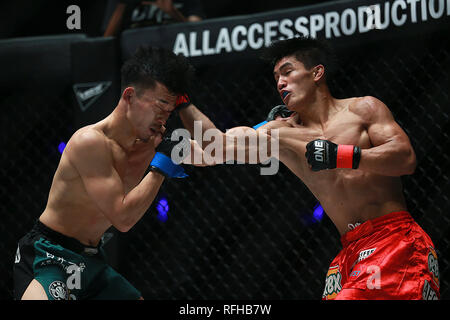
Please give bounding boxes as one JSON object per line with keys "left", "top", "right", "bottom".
{"left": 0, "top": 0, "right": 332, "bottom": 39}
{"left": 0, "top": 0, "right": 449, "bottom": 300}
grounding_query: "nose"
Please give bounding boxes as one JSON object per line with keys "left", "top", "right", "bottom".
{"left": 156, "top": 107, "right": 171, "bottom": 121}
{"left": 156, "top": 116, "right": 167, "bottom": 126}
{"left": 277, "top": 76, "right": 287, "bottom": 92}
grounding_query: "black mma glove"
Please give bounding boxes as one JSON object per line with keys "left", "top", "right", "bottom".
{"left": 266, "top": 105, "right": 293, "bottom": 121}
{"left": 305, "top": 139, "right": 361, "bottom": 171}
{"left": 175, "top": 93, "right": 191, "bottom": 110}
{"left": 253, "top": 105, "right": 293, "bottom": 129}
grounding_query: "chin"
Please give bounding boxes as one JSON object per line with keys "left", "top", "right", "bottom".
{"left": 285, "top": 103, "right": 295, "bottom": 111}
{"left": 285, "top": 102, "right": 298, "bottom": 112}
{"left": 288, "top": 99, "right": 306, "bottom": 112}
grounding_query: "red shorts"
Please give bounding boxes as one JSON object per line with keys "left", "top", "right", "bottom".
{"left": 322, "top": 211, "right": 440, "bottom": 300}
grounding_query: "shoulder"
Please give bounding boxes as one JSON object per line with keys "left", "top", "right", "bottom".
{"left": 347, "top": 96, "right": 393, "bottom": 124}
{"left": 67, "top": 126, "right": 111, "bottom": 162}
{"left": 71, "top": 126, "right": 107, "bottom": 149}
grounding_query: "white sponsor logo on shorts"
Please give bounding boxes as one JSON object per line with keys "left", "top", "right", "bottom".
{"left": 428, "top": 247, "right": 439, "bottom": 287}
{"left": 322, "top": 265, "right": 342, "bottom": 300}
{"left": 422, "top": 280, "right": 438, "bottom": 300}
{"left": 15, "top": 246, "right": 20, "bottom": 263}
{"left": 357, "top": 248, "right": 376, "bottom": 264}
{"left": 49, "top": 281, "right": 68, "bottom": 300}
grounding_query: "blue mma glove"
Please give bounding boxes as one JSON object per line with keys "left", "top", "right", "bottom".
{"left": 150, "top": 130, "right": 190, "bottom": 178}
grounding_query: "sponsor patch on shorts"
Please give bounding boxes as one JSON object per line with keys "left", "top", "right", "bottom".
{"left": 422, "top": 280, "right": 438, "bottom": 300}
{"left": 349, "top": 270, "right": 361, "bottom": 278}
{"left": 428, "top": 246, "right": 439, "bottom": 288}
{"left": 322, "top": 265, "right": 342, "bottom": 300}
{"left": 357, "top": 248, "right": 376, "bottom": 263}
{"left": 48, "top": 281, "right": 68, "bottom": 300}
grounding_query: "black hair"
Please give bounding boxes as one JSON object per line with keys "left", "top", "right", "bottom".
{"left": 121, "top": 45, "right": 195, "bottom": 95}
{"left": 261, "top": 36, "right": 336, "bottom": 80}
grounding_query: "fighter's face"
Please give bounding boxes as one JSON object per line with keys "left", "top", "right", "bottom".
{"left": 273, "top": 56, "right": 316, "bottom": 110}
{"left": 127, "top": 82, "right": 177, "bottom": 143}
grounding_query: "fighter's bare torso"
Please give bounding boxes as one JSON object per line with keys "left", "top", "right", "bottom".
{"left": 39, "top": 120, "right": 156, "bottom": 246}
{"left": 267, "top": 96, "right": 408, "bottom": 235}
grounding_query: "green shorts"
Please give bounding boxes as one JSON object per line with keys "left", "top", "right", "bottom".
{"left": 14, "top": 220, "right": 141, "bottom": 300}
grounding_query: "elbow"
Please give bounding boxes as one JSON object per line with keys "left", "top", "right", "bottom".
{"left": 109, "top": 210, "right": 135, "bottom": 233}
{"left": 403, "top": 148, "right": 417, "bottom": 176}
{"left": 115, "top": 222, "right": 132, "bottom": 233}
{"left": 406, "top": 155, "right": 417, "bottom": 175}
{"left": 116, "top": 214, "right": 137, "bottom": 233}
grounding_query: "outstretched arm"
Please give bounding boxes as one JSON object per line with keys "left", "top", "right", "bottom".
{"left": 177, "top": 103, "right": 288, "bottom": 166}
{"left": 182, "top": 126, "right": 279, "bottom": 166}
{"left": 178, "top": 103, "right": 219, "bottom": 150}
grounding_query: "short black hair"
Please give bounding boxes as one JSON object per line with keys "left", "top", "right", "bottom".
{"left": 121, "top": 46, "right": 195, "bottom": 95}
{"left": 261, "top": 36, "right": 335, "bottom": 79}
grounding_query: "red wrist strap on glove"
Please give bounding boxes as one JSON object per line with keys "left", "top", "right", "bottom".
{"left": 336, "top": 145, "right": 355, "bottom": 169}
{"left": 176, "top": 93, "right": 190, "bottom": 109}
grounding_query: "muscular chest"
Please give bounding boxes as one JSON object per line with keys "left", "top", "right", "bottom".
{"left": 316, "top": 113, "right": 371, "bottom": 146}
{"left": 281, "top": 113, "right": 371, "bottom": 176}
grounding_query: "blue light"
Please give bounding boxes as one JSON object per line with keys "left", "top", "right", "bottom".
{"left": 58, "top": 142, "right": 66, "bottom": 154}
{"left": 312, "top": 203, "right": 324, "bottom": 222}
{"left": 156, "top": 197, "right": 169, "bottom": 222}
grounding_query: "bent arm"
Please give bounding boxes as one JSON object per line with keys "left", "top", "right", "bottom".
{"left": 70, "top": 131, "right": 164, "bottom": 232}
{"left": 358, "top": 97, "right": 416, "bottom": 176}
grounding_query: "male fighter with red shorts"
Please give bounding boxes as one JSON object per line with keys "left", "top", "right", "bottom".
{"left": 178, "top": 37, "right": 440, "bottom": 299}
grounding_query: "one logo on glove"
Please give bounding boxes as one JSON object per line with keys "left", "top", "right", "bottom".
{"left": 313, "top": 140, "right": 325, "bottom": 162}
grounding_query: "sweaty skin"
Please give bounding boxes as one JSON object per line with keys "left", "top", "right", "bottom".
{"left": 264, "top": 97, "right": 413, "bottom": 235}
{"left": 39, "top": 82, "right": 176, "bottom": 246}
{"left": 180, "top": 55, "right": 416, "bottom": 236}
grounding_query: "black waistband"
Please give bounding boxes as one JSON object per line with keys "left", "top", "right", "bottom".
{"left": 32, "top": 220, "right": 101, "bottom": 255}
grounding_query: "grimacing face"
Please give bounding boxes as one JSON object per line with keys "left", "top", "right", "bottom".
{"left": 273, "top": 55, "right": 317, "bottom": 110}
{"left": 127, "top": 82, "right": 177, "bottom": 142}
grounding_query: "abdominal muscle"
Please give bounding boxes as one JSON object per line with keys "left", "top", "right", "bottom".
{"left": 39, "top": 150, "right": 115, "bottom": 247}
{"left": 300, "top": 167, "right": 408, "bottom": 235}
{"left": 274, "top": 107, "right": 409, "bottom": 236}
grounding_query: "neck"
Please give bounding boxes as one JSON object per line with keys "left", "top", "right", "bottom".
{"left": 295, "top": 86, "right": 337, "bottom": 127}
{"left": 102, "top": 99, "right": 138, "bottom": 151}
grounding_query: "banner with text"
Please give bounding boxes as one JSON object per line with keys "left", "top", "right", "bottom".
{"left": 121, "top": 0, "right": 450, "bottom": 63}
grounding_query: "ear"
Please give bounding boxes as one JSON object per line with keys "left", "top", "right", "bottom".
{"left": 122, "top": 87, "right": 135, "bottom": 104}
{"left": 312, "top": 65, "right": 325, "bottom": 82}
